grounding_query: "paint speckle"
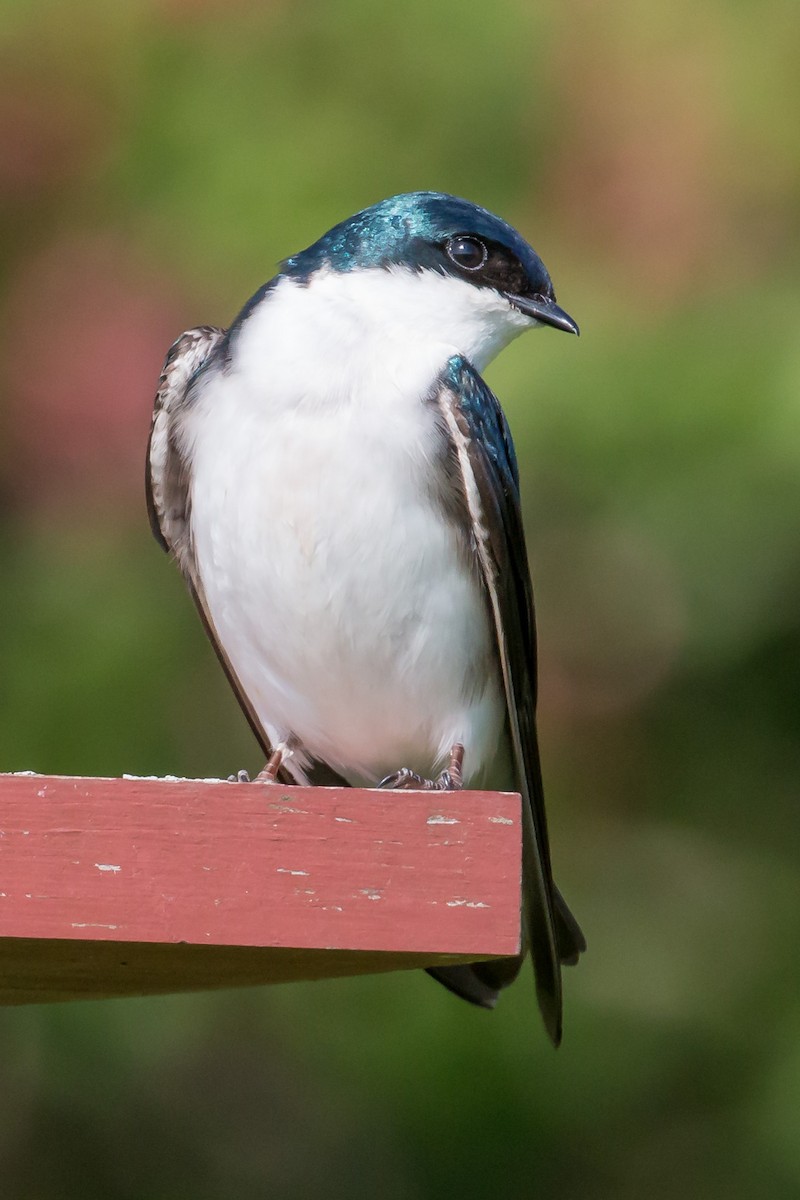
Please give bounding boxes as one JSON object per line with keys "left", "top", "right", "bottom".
{"left": 95, "top": 863, "right": 121, "bottom": 873}
{"left": 359, "top": 888, "right": 382, "bottom": 901}
{"left": 71, "top": 922, "right": 119, "bottom": 930}
{"left": 488, "top": 816, "right": 513, "bottom": 826}
{"left": 277, "top": 868, "right": 309, "bottom": 876}
{"left": 445, "top": 899, "right": 490, "bottom": 909}
{"left": 427, "top": 815, "right": 460, "bottom": 825}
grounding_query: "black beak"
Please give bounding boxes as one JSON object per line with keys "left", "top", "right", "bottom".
{"left": 506, "top": 293, "right": 580, "bottom": 336}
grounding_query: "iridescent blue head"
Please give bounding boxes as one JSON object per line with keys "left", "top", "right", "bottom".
{"left": 282, "top": 191, "right": 578, "bottom": 336}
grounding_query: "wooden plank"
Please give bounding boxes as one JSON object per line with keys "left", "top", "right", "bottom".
{"left": 0, "top": 774, "right": 522, "bottom": 1004}
{"left": 0, "top": 940, "right": 486, "bottom": 1005}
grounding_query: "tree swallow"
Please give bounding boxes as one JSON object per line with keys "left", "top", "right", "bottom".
{"left": 146, "top": 192, "right": 585, "bottom": 1044}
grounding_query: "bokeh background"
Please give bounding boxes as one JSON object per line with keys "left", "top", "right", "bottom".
{"left": 1, "top": 0, "right": 799, "bottom": 1195}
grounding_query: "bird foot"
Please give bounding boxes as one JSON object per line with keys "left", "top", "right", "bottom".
{"left": 227, "top": 736, "right": 298, "bottom": 785}
{"left": 379, "top": 743, "right": 464, "bottom": 791}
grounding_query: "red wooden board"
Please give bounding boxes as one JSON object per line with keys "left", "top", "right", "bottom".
{"left": 0, "top": 774, "right": 522, "bottom": 1004}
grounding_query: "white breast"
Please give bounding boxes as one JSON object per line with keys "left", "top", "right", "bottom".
{"left": 182, "top": 269, "right": 516, "bottom": 784}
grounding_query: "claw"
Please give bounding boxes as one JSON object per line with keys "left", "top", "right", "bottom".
{"left": 228, "top": 769, "right": 251, "bottom": 783}
{"left": 379, "top": 766, "right": 427, "bottom": 790}
{"left": 379, "top": 743, "right": 465, "bottom": 792}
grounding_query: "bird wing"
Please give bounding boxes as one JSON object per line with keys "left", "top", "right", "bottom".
{"left": 435, "top": 355, "right": 584, "bottom": 1045}
{"left": 146, "top": 325, "right": 282, "bottom": 767}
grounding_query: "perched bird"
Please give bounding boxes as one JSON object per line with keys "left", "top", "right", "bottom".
{"left": 147, "top": 192, "right": 585, "bottom": 1044}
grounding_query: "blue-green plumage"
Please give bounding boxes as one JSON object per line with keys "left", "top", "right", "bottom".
{"left": 432, "top": 355, "right": 585, "bottom": 1037}
{"left": 283, "top": 192, "right": 549, "bottom": 283}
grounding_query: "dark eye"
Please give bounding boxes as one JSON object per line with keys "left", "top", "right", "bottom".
{"left": 446, "top": 236, "right": 488, "bottom": 271}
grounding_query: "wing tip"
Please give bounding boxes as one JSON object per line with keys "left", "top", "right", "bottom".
{"left": 535, "top": 974, "right": 564, "bottom": 1047}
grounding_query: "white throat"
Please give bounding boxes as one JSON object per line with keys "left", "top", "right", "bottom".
{"left": 232, "top": 265, "right": 533, "bottom": 406}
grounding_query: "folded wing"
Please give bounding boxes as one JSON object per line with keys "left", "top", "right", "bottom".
{"left": 434, "top": 355, "right": 585, "bottom": 1045}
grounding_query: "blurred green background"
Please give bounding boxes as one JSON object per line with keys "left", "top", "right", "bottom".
{"left": 1, "top": 0, "right": 799, "bottom": 1196}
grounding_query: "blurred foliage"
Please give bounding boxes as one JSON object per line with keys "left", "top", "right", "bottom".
{"left": 0, "top": 0, "right": 799, "bottom": 1196}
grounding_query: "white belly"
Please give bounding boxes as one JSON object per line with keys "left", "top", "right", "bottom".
{"left": 185, "top": 364, "right": 505, "bottom": 785}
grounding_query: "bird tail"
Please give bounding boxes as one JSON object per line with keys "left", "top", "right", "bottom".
{"left": 552, "top": 884, "right": 586, "bottom": 965}
{"left": 426, "top": 890, "right": 584, "bottom": 1010}
{"left": 426, "top": 957, "right": 522, "bottom": 1009}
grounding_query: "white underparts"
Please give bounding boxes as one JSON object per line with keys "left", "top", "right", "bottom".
{"left": 183, "top": 266, "right": 532, "bottom": 784}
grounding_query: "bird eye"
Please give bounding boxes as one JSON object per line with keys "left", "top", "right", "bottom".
{"left": 446, "top": 236, "right": 488, "bottom": 271}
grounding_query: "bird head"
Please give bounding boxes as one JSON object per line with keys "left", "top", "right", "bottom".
{"left": 280, "top": 192, "right": 578, "bottom": 369}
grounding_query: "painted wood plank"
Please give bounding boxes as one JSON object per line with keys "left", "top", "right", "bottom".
{"left": 0, "top": 774, "right": 522, "bottom": 1004}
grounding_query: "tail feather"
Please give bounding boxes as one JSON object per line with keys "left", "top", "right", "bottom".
{"left": 553, "top": 886, "right": 586, "bottom": 967}
{"left": 426, "top": 957, "right": 523, "bottom": 1009}
{"left": 426, "top": 891, "right": 584, "bottom": 1013}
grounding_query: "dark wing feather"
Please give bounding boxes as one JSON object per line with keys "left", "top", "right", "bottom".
{"left": 436, "top": 356, "right": 584, "bottom": 1045}
{"left": 147, "top": 326, "right": 224, "bottom": 556}
{"left": 146, "top": 326, "right": 283, "bottom": 768}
